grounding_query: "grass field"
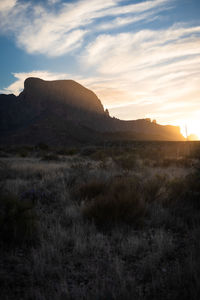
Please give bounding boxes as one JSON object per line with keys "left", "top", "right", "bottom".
{"left": 0, "top": 141, "right": 200, "bottom": 300}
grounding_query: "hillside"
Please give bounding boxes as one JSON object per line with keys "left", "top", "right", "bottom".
{"left": 0, "top": 78, "right": 184, "bottom": 145}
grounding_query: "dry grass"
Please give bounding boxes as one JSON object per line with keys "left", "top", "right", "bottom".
{"left": 82, "top": 178, "right": 146, "bottom": 226}
{"left": 0, "top": 142, "right": 200, "bottom": 299}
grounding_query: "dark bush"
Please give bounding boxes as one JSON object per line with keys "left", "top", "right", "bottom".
{"left": 80, "top": 147, "right": 97, "bottom": 156}
{"left": 90, "top": 150, "right": 108, "bottom": 161}
{"left": 82, "top": 178, "right": 146, "bottom": 226}
{"left": 185, "top": 171, "right": 200, "bottom": 209}
{"left": 57, "top": 148, "right": 78, "bottom": 156}
{"left": 0, "top": 192, "right": 38, "bottom": 245}
{"left": 78, "top": 180, "right": 107, "bottom": 201}
{"left": 143, "top": 175, "right": 167, "bottom": 203}
{"left": 161, "top": 158, "right": 192, "bottom": 168}
{"left": 36, "top": 143, "right": 49, "bottom": 151}
{"left": 41, "top": 153, "right": 60, "bottom": 161}
{"left": 113, "top": 154, "right": 137, "bottom": 170}
{"left": 18, "top": 149, "right": 28, "bottom": 158}
{"left": 0, "top": 161, "right": 12, "bottom": 181}
{"left": 167, "top": 169, "right": 200, "bottom": 209}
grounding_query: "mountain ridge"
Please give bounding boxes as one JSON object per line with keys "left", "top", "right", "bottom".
{"left": 0, "top": 77, "right": 185, "bottom": 145}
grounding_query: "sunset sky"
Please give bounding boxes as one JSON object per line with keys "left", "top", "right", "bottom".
{"left": 0, "top": 0, "right": 200, "bottom": 138}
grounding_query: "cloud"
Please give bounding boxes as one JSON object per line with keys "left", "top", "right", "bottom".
{"left": 48, "top": 0, "right": 61, "bottom": 4}
{"left": 94, "top": 0, "right": 171, "bottom": 18}
{"left": 17, "top": 28, "right": 88, "bottom": 56}
{"left": 0, "top": 0, "right": 173, "bottom": 56}
{"left": 1, "top": 55, "right": 200, "bottom": 134}
{"left": 1, "top": 71, "right": 72, "bottom": 95}
{"left": 0, "top": 0, "right": 16, "bottom": 12}
{"left": 83, "top": 25, "right": 200, "bottom": 72}
{"left": 78, "top": 23, "right": 200, "bottom": 126}
{"left": 1, "top": 0, "right": 200, "bottom": 134}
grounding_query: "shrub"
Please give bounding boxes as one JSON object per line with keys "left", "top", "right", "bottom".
{"left": 78, "top": 180, "right": 107, "bottom": 201}
{"left": 0, "top": 160, "right": 12, "bottom": 181}
{"left": 82, "top": 178, "right": 146, "bottom": 226}
{"left": 41, "top": 153, "right": 60, "bottom": 161}
{"left": 90, "top": 150, "right": 108, "bottom": 161}
{"left": 143, "top": 175, "right": 167, "bottom": 203}
{"left": 161, "top": 158, "right": 192, "bottom": 168}
{"left": 167, "top": 178, "right": 187, "bottom": 203}
{"left": 167, "top": 169, "right": 200, "bottom": 209}
{"left": 18, "top": 149, "right": 28, "bottom": 158}
{"left": 185, "top": 171, "right": 200, "bottom": 209}
{"left": 57, "top": 148, "right": 78, "bottom": 156}
{"left": 36, "top": 143, "right": 49, "bottom": 151}
{"left": 80, "top": 147, "right": 97, "bottom": 156}
{"left": 0, "top": 192, "right": 38, "bottom": 245}
{"left": 113, "top": 154, "right": 137, "bottom": 171}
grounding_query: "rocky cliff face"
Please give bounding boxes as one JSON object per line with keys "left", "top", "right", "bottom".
{"left": 20, "top": 77, "right": 105, "bottom": 114}
{"left": 0, "top": 77, "right": 184, "bottom": 145}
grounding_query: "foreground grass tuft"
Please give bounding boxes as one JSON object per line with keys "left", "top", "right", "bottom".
{"left": 82, "top": 178, "right": 146, "bottom": 226}
{"left": 0, "top": 192, "right": 38, "bottom": 245}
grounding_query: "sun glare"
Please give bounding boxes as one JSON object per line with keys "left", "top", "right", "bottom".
{"left": 180, "top": 120, "right": 200, "bottom": 140}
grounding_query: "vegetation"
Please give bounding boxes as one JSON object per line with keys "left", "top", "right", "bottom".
{"left": 0, "top": 192, "right": 37, "bottom": 245}
{"left": 0, "top": 141, "right": 200, "bottom": 299}
{"left": 82, "top": 178, "right": 146, "bottom": 226}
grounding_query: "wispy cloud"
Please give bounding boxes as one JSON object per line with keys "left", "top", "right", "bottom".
{"left": 0, "top": 0, "right": 173, "bottom": 56}
{"left": 78, "top": 23, "right": 200, "bottom": 127}
{"left": 0, "top": 0, "right": 16, "bottom": 12}
{"left": 83, "top": 25, "right": 200, "bottom": 71}
{"left": 1, "top": 71, "right": 71, "bottom": 95}
{"left": 1, "top": 0, "right": 200, "bottom": 135}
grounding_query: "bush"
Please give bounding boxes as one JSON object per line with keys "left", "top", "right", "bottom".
{"left": 41, "top": 153, "right": 60, "bottom": 161}
{"left": 167, "top": 169, "right": 200, "bottom": 209}
{"left": 18, "top": 149, "right": 28, "bottom": 158}
{"left": 185, "top": 171, "right": 200, "bottom": 209}
{"left": 80, "top": 147, "right": 97, "bottom": 156}
{"left": 0, "top": 192, "right": 38, "bottom": 245}
{"left": 143, "top": 175, "right": 167, "bottom": 203}
{"left": 57, "top": 148, "right": 78, "bottom": 156}
{"left": 90, "top": 150, "right": 108, "bottom": 161}
{"left": 0, "top": 161, "right": 12, "bottom": 181}
{"left": 82, "top": 178, "right": 146, "bottom": 226}
{"left": 78, "top": 180, "right": 107, "bottom": 201}
{"left": 161, "top": 158, "right": 192, "bottom": 168}
{"left": 36, "top": 143, "right": 49, "bottom": 151}
{"left": 113, "top": 154, "right": 137, "bottom": 171}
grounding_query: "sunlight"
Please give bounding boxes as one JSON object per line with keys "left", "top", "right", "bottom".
{"left": 180, "top": 119, "right": 200, "bottom": 140}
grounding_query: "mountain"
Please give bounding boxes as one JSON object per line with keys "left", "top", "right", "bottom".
{"left": 0, "top": 77, "right": 184, "bottom": 145}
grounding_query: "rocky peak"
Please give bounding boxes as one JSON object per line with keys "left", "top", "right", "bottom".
{"left": 21, "top": 77, "right": 105, "bottom": 114}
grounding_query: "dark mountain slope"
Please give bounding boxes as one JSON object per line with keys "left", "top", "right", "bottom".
{"left": 0, "top": 77, "right": 184, "bottom": 145}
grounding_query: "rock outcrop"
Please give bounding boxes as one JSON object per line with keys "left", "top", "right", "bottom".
{"left": 0, "top": 77, "right": 185, "bottom": 145}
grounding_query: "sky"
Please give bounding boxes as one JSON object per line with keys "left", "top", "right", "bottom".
{"left": 0, "top": 0, "right": 200, "bottom": 138}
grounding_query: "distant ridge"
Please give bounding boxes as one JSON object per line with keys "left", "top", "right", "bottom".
{"left": 0, "top": 77, "right": 185, "bottom": 145}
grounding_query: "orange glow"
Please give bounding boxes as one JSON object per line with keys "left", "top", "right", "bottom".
{"left": 180, "top": 120, "right": 200, "bottom": 140}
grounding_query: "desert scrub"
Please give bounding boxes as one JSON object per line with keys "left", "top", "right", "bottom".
{"left": 41, "top": 153, "right": 60, "bottom": 161}
{"left": 0, "top": 160, "right": 12, "bottom": 181}
{"left": 143, "top": 175, "right": 167, "bottom": 203}
{"left": 161, "top": 157, "right": 193, "bottom": 168}
{"left": 167, "top": 168, "right": 200, "bottom": 208}
{"left": 80, "top": 146, "right": 97, "bottom": 156}
{"left": 56, "top": 147, "right": 78, "bottom": 156}
{"left": 113, "top": 154, "right": 138, "bottom": 171}
{"left": 78, "top": 180, "right": 107, "bottom": 201}
{"left": 0, "top": 192, "right": 38, "bottom": 245}
{"left": 82, "top": 178, "right": 146, "bottom": 226}
{"left": 90, "top": 149, "right": 108, "bottom": 162}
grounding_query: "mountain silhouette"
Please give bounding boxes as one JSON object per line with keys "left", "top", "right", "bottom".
{"left": 0, "top": 77, "right": 184, "bottom": 145}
